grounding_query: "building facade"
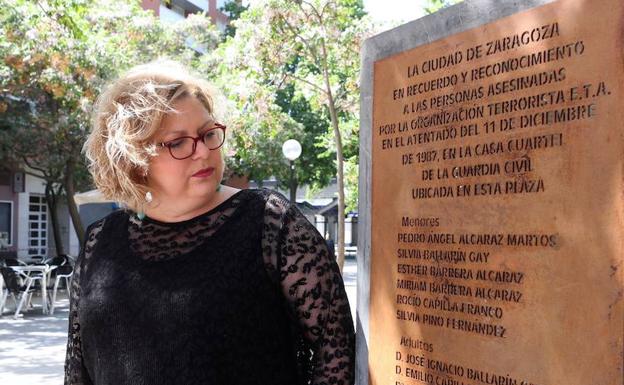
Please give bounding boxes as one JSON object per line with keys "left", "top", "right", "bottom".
{"left": 141, "top": 0, "right": 229, "bottom": 31}
{"left": 0, "top": 169, "right": 76, "bottom": 261}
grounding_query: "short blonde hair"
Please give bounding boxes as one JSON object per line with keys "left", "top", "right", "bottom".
{"left": 84, "top": 60, "right": 218, "bottom": 212}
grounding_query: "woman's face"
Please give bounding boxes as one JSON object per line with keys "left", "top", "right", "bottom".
{"left": 146, "top": 96, "right": 224, "bottom": 206}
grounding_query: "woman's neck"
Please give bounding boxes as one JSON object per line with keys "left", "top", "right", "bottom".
{"left": 142, "top": 185, "right": 240, "bottom": 223}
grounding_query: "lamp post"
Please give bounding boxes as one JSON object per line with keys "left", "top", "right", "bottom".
{"left": 282, "top": 139, "right": 302, "bottom": 204}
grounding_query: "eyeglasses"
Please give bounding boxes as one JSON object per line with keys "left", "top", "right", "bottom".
{"left": 158, "top": 123, "right": 226, "bottom": 160}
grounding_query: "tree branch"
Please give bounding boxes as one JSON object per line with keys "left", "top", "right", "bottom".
{"left": 278, "top": 13, "right": 320, "bottom": 64}
{"left": 297, "top": 1, "right": 314, "bottom": 21}
{"left": 285, "top": 73, "right": 327, "bottom": 95}
{"left": 302, "top": 0, "right": 325, "bottom": 22}
{"left": 21, "top": 156, "right": 48, "bottom": 178}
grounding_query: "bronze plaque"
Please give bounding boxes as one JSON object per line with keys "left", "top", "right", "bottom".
{"left": 369, "top": 1, "right": 624, "bottom": 384}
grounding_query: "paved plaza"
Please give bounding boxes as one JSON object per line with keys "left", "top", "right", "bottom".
{"left": 0, "top": 292, "right": 70, "bottom": 385}
{"left": 0, "top": 258, "right": 357, "bottom": 385}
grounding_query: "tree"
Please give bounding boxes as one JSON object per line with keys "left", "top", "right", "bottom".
{"left": 214, "top": 2, "right": 336, "bottom": 196}
{"left": 0, "top": 0, "right": 104, "bottom": 247}
{"left": 0, "top": 98, "right": 67, "bottom": 256}
{"left": 0, "top": 0, "right": 220, "bottom": 248}
{"left": 212, "top": 0, "right": 372, "bottom": 270}
{"left": 198, "top": 29, "right": 336, "bottom": 196}
{"left": 221, "top": 0, "right": 248, "bottom": 38}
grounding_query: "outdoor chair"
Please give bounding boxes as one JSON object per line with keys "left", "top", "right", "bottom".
{"left": 41, "top": 255, "right": 68, "bottom": 286}
{"left": 2, "top": 259, "right": 28, "bottom": 286}
{"left": 49, "top": 264, "right": 73, "bottom": 315}
{"left": 4, "top": 258, "right": 27, "bottom": 267}
{"left": 0, "top": 267, "right": 44, "bottom": 318}
{"left": 43, "top": 255, "right": 68, "bottom": 266}
{"left": 64, "top": 254, "right": 77, "bottom": 267}
{"left": 29, "top": 256, "right": 45, "bottom": 264}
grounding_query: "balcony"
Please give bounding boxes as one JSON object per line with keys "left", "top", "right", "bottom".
{"left": 186, "top": 0, "right": 208, "bottom": 11}
{"left": 159, "top": 5, "right": 185, "bottom": 23}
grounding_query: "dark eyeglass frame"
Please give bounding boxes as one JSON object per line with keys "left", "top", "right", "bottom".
{"left": 158, "top": 123, "right": 227, "bottom": 160}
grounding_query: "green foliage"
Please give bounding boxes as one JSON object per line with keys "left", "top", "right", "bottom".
{"left": 339, "top": 118, "right": 360, "bottom": 213}
{"left": 273, "top": 84, "right": 335, "bottom": 190}
{"left": 0, "top": 0, "right": 220, "bottom": 210}
{"left": 221, "top": 0, "right": 248, "bottom": 38}
{"left": 0, "top": 1, "right": 218, "bottom": 147}
{"left": 214, "top": 0, "right": 373, "bottom": 205}
{"left": 212, "top": 0, "right": 376, "bottom": 267}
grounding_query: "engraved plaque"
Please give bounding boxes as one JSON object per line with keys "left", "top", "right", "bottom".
{"left": 367, "top": 1, "right": 624, "bottom": 384}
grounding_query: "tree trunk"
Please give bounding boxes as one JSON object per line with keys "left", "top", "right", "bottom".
{"left": 320, "top": 42, "right": 346, "bottom": 272}
{"left": 45, "top": 182, "right": 65, "bottom": 256}
{"left": 64, "top": 157, "right": 85, "bottom": 247}
{"left": 327, "top": 101, "right": 345, "bottom": 272}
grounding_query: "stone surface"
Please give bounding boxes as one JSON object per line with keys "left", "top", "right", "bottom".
{"left": 358, "top": 1, "right": 624, "bottom": 384}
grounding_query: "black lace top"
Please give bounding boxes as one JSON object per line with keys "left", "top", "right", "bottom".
{"left": 64, "top": 189, "right": 355, "bottom": 385}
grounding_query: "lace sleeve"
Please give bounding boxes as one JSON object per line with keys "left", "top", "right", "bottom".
{"left": 64, "top": 220, "right": 103, "bottom": 385}
{"left": 262, "top": 192, "right": 355, "bottom": 385}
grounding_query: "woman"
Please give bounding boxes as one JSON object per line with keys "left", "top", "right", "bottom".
{"left": 64, "top": 60, "right": 355, "bottom": 385}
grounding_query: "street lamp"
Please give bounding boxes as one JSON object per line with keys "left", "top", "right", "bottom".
{"left": 282, "top": 139, "right": 302, "bottom": 203}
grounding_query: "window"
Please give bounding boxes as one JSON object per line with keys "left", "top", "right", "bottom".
{"left": 27, "top": 195, "right": 48, "bottom": 256}
{"left": 0, "top": 201, "right": 13, "bottom": 247}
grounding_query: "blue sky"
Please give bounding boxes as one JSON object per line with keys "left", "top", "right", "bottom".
{"left": 363, "top": 0, "right": 426, "bottom": 27}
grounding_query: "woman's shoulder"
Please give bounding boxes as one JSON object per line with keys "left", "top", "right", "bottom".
{"left": 243, "top": 188, "right": 291, "bottom": 214}
{"left": 73, "top": 210, "right": 127, "bottom": 266}
{"left": 243, "top": 187, "right": 286, "bottom": 199}
{"left": 84, "top": 209, "right": 128, "bottom": 240}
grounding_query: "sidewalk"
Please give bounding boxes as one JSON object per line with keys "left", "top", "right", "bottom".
{"left": 0, "top": 293, "right": 70, "bottom": 385}
{"left": 0, "top": 258, "right": 358, "bottom": 385}
{"left": 343, "top": 257, "right": 357, "bottom": 320}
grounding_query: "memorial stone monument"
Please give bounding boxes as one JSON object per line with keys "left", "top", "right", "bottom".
{"left": 357, "top": 0, "right": 623, "bottom": 384}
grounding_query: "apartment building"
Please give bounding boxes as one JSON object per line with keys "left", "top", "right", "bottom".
{"left": 141, "top": 0, "right": 229, "bottom": 31}
{"left": 0, "top": 169, "right": 75, "bottom": 261}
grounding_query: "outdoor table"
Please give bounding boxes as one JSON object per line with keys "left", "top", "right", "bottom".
{"left": 10, "top": 264, "right": 58, "bottom": 314}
